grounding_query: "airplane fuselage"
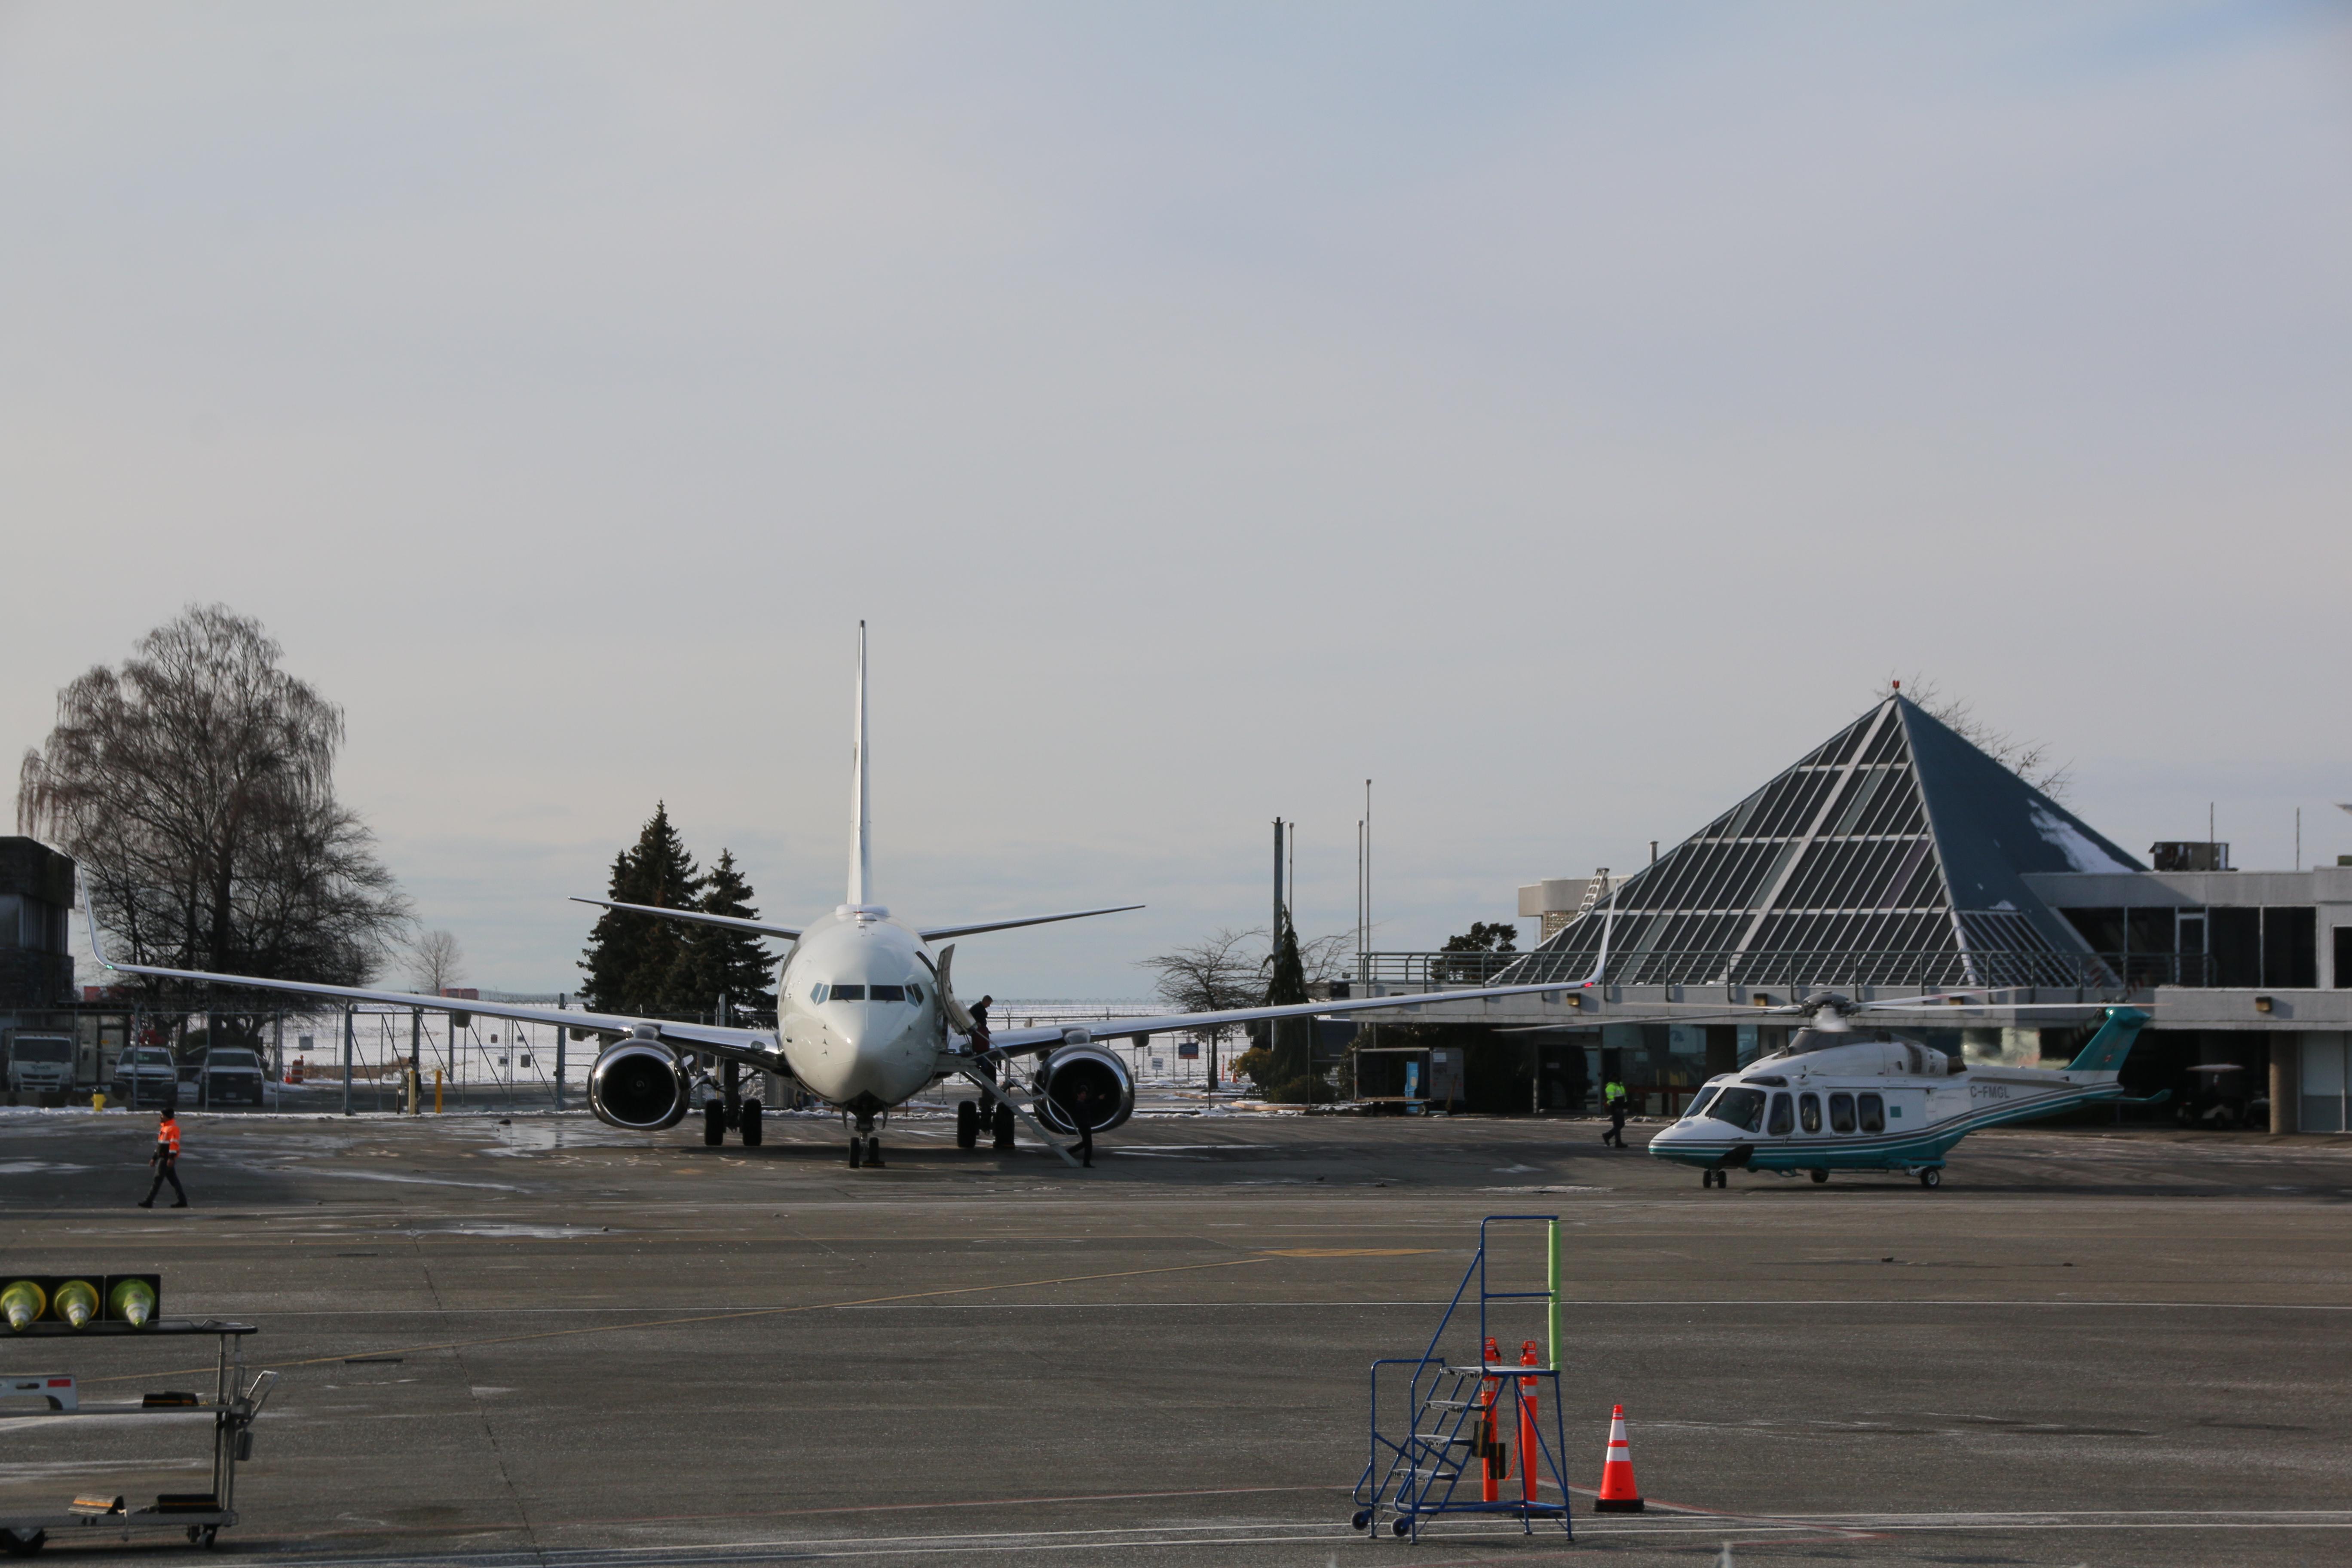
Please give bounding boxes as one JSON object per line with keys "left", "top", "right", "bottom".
{"left": 773, "top": 906, "right": 948, "bottom": 1111}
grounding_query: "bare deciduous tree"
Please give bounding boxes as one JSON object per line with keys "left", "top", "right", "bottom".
{"left": 1885, "top": 674, "right": 2071, "bottom": 800}
{"left": 18, "top": 604, "right": 410, "bottom": 1001}
{"left": 408, "top": 928, "right": 465, "bottom": 995}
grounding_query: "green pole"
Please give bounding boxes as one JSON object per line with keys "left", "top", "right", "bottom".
{"left": 1547, "top": 1219, "right": 1562, "bottom": 1369}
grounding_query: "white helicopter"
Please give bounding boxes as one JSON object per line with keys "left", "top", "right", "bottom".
{"left": 1645, "top": 994, "right": 2159, "bottom": 1189}
{"left": 85, "top": 625, "right": 1591, "bottom": 1169}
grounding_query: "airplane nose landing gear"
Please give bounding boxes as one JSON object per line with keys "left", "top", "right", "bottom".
{"left": 847, "top": 1107, "right": 885, "bottom": 1168}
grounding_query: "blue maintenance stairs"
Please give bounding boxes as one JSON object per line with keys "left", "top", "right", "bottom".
{"left": 1351, "top": 1216, "right": 1574, "bottom": 1542}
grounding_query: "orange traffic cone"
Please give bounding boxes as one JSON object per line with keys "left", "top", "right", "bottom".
{"left": 1594, "top": 1404, "right": 1645, "bottom": 1512}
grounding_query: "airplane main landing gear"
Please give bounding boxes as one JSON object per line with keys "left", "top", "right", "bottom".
{"left": 956, "top": 1100, "right": 980, "bottom": 1149}
{"left": 991, "top": 1102, "right": 1015, "bottom": 1150}
{"left": 704, "top": 1102, "right": 726, "bottom": 1146}
{"left": 1702, "top": 1168, "right": 1725, "bottom": 1188}
{"left": 741, "top": 1100, "right": 762, "bottom": 1146}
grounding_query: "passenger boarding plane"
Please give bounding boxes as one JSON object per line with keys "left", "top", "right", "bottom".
{"left": 86, "top": 625, "right": 1588, "bottom": 1168}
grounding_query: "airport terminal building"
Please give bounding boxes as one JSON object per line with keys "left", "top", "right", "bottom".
{"left": 1375, "top": 694, "right": 2349, "bottom": 1130}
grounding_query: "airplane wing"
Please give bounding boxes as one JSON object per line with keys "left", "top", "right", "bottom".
{"left": 570, "top": 897, "right": 801, "bottom": 942}
{"left": 982, "top": 979, "right": 1591, "bottom": 1056}
{"left": 85, "top": 897, "right": 783, "bottom": 1066}
{"left": 917, "top": 905, "right": 1144, "bottom": 941}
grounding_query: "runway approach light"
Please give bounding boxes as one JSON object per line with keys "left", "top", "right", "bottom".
{"left": 53, "top": 1279, "right": 98, "bottom": 1329}
{"left": 2, "top": 1280, "right": 46, "bottom": 1332}
{"left": 108, "top": 1278, "right": 156, "bottom": 1329}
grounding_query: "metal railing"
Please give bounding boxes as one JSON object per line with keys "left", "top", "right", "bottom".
{"left": 1353, "top": 948, "right": 2213, "bottom": 995}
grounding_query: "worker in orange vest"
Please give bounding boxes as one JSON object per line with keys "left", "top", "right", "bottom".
{"left": 138, "top": 1108, "right": 188, "bottom": 1209}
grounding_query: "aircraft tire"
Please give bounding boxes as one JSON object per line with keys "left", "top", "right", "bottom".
{"left": 1918, "top": 1167, "right": 1941, "bottom": 1189}
{"left": 1810, "top": 1168, "right": 1828, "bottom": 1184}
{"left": 865, "top": 1135, "right": 884, "bottom": 1167}
{"left": 992, "top": 1102, "right": 1015, "bottom": 1149}
{"left": 847, "top": 1136, "right": 862, "bottom": 1169}
{"left": 740, "top": 1101, "right": 762, "bottom": 1146}
{"left": 956, "top": 1100, "right": 979, "bottom": 1149}
{"left": 703, "top": 1103, "right": 725, "bottom": 1146}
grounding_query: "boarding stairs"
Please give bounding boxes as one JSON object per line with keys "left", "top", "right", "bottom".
{"left": 1352, "top": 1216, "right": 1573, "bottom": 1542}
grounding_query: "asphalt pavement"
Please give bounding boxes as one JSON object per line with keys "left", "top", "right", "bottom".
{"left": 3, "top": 1104, "right": 2349, "bottom": 1565}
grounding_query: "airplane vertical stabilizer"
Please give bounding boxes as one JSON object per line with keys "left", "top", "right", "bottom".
{"left": 848, "top": 622, "right": 873, "bottom": 906}
{"left": 2064, "top": 1006, "right": 2150, "bottom": 1075}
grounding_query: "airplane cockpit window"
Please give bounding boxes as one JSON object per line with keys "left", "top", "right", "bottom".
{"left": 1683, "top": 1085, "right": 1722, "bottom": 1120}
{"left": 1799, "top": 1092, "right": 1821, "bottom": 1133}
{"left": 810, "top": 983, "right": 829, "bottom": 1004}
{"left": 869, "top": 985, "right": 906, "bottom": 1003}
{"left": 906, "top": 982, "right": 925, "bottom": 1004}
{"left": 1828, "top": 1091, "right": 1855, "bottom": 1133}
{"left": 1705, "top": 1087, "right": 1767, "bottom": 1132}
{"left": 1766, "top": 1093, "right": 1794, "bottom": 1135}
{"left": 1858, "top": 1092, "right": 1885, "bottom": 1133}
{"left": 830, "top": 984, "right": 867, "bottom": 1002}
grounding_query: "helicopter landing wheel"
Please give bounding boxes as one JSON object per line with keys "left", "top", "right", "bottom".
{"left": 1918, "top": 1167, "right": 1942, "bottom": 1189}
{"left": 1810, "top": 1168, "right": 1829, "bottom": 1184}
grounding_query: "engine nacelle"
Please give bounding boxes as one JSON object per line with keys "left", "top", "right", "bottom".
{"left": 588, "top": 1038, "right": 689, "bottom": 1130}
{"left": 1032, "top": 1041, "right": 1134, "bottom": 1135}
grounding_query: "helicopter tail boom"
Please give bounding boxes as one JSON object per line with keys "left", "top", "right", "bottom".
{"left": 2064, "top": 1007, "right": 2152, "bottom": 1076}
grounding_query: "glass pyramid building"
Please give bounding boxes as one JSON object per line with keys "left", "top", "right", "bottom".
{"left": 1503, "top": 694, "right": 2143, "bottom": 991}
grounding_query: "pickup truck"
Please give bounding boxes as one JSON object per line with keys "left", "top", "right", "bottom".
{"left": 6, "top": 1034, "right": 78, "bottom": 1101}
{"left": 180, "top": 1046, "right": 269, "bottom": 1107}
{"left": 110, "top": 1044, "right": 181, "bottom": 1106}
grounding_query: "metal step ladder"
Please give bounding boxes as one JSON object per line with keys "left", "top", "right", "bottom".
{"left": 1351, "top": 1216, "right": 1574, "bottom": 1542}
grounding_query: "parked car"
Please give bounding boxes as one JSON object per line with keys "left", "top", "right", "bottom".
{"left": 110, "top": 1045, "right": 181, "bottom": 1106}
{"left": 180, "top": 1046, "right": 269, "bottom": 1107}
{"left": 5, "top": 1034, "right": 77, "bottom": 1101}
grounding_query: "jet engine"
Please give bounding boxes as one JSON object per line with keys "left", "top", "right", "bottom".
{"left": 589, "top": 1035, "right": 690, "bottom": 1130}
{"left": 1032, "top": 1040, "right": 1134, "bottom": 1135}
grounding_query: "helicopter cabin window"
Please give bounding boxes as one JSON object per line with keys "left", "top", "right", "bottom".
{"left": 830, "top": 984, "right": 867, "bottom": 1002}
{"left": 868, "top": 984, "right": 906, "bottom": 1003}
{"left": 1799, "top": 1092, "right": 1821, "bottom": 1133}
{"left": 1684, "top": 1085, "right": 1721, "bottom": 1120}
{"left": 1705, "top": 1087, "right": 1767, "bottom": 1132}
{"left": 1858, "top": 1092, "right": 1885, "bottom": 1133}
{"left": 1828, "top": 1092, "right": 1855, "bottom": 1133}
{"left": 1767, "top": 1093, "right": 1794, "bottom": 1135}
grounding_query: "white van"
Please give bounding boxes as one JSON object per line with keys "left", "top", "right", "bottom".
{"left": 6, "top": 1034, "right": 77, "bottom": 1099}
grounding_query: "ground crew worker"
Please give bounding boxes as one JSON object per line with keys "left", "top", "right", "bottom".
{"left": 1601, "top": 1079, "right": 1629, "bottom": 1148}
{"left": 1066, "top": 1081, "right": 1099, "bottom": 1169}
{"left": 139, "top": 1108, "right": 188, "bottom": 1208}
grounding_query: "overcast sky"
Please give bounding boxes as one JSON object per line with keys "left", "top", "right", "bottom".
{"left": 6, "top": 3, "right": 2348, "bottom": 996}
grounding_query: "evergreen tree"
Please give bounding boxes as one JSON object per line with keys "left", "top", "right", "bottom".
{"left": 682, "top": 849, "right": 777, "bottom": 1017}
{"left": 1260, "top": 908, "right": 1314, "bottom": 1087}
{"left": 579, "top": 802, "right": 704, "bottom": 1015}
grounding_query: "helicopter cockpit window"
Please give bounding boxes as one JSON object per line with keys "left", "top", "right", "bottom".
{"left": 1683, "top": 1085, "right": 1722, "bottom": 1120}
{"left": 1828, "top": 1092, "right": 1855, "bottom": 1133}
{"left": 1766, "top": 1093, "right": 1795, "bottom": 1135}
{"left": 868, "top": 984, "right": 906, "bottom": 1003}
{"left": 1857, "top": 1092, "right": 1885, "bottom": 1133}
{"left": 1705, "top": 1087, "right": 1767, "bottom": 1132}
{"left": 1799, "top": 1092, "right": 1821, "bottom": 1133}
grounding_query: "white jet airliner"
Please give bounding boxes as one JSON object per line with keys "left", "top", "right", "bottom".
{"left": 86, "top": 626, "right": 1589, "bottom": 1168}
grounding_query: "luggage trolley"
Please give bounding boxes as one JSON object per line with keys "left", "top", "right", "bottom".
{"left": 0, "top": 1317, "right": 276, "bottom": 1554}
{"left": 1352, "top": 1215, "right": 1573, "bottom": 1543}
